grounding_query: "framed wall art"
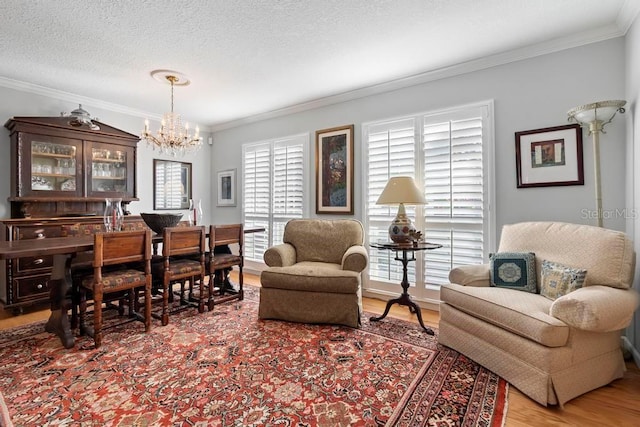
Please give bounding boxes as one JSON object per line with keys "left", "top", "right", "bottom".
{"left": 315, "top": 124, "right": 354, "bottom": 214}
{"left": 153, "top": 159, "right": 192, "bottom": 209}
{"left": 217, "top": 168, "right": 236, "bottom": 207}
{"left": 515, "top": 124, "right": 584, "bottom": 188}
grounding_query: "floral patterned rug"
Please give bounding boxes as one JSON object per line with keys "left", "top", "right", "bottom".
{"left": 0, "top": 286, "right": 507, "bottom": 426}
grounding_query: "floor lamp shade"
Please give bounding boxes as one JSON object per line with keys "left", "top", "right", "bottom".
{"left": 376, "top": 176, "right": 427, "bottom": 243}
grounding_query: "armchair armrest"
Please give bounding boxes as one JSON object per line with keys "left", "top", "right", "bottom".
{"left": 448, "top": 263, "right": 490, "bottom": 287}
{"left": 263, "top": 243, "right": 297, "bottom": 267}
{"left": 550, "top": 286, "right": 639, "bottom": 332}
{"left": 342, "top": 245, "right": 368, "bottom": 273}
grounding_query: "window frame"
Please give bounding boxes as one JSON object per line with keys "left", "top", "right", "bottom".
{"left": 241, "top": 133, "right": 310, "bottom": 268}
{"left": 361, "top": 100, "right": 496, "bottom": 308}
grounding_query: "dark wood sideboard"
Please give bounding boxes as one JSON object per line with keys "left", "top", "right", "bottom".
{"left": 2, "top": 114, "right": 143, "bottom": 312}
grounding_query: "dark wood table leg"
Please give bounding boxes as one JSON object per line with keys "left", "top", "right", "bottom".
{"left": 44, "top": 254, "right": 75, "bottom": 348}
{"left": 369, "top": 248, "right": 435, "bottom": 335}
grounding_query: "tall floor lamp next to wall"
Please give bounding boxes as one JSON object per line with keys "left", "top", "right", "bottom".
{"left": 567, "top": 100, "right": 626, "bottom": 227}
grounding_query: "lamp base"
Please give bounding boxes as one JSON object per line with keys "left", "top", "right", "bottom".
{"left": 388, "top": 210, "right": 416, "bottom": 244}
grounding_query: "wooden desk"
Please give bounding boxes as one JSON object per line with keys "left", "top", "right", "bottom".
{"left": 0, "top": 236, "right": 93, "bottom": 348}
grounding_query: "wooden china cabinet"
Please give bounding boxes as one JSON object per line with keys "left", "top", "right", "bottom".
{"left": 1, "top": 115, "right": 140, "bottom": 311}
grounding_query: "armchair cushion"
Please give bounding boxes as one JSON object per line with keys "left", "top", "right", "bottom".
{"left": 261, "top": 262, "right": 360, "bottom": 294}
{"left": 550, "top": 285, "right": 639, "bottom": 332}
{"left": 441, "top": 283, "right": 569, "bottom": 347}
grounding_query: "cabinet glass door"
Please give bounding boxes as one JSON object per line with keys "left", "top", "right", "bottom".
{"left": 28, "top": 136, "right": 82, "bottom": 195}
{"left": 87, "top": 142, "right": 134, "bottom": 197}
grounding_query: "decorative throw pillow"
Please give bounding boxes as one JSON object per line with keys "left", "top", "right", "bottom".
{"left": 540, "top": 260, "right": 587, "bottom": 300}
{"left": 489, "top": 252, "right": 537, "bottom": 293}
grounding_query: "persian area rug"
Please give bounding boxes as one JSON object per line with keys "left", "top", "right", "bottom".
{"left": 0, "top": 286, "right": 507, "bottom": 426}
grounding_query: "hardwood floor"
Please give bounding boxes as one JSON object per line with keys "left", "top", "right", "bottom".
{"left": 1, "top": 272, "right": 638, "bottom": 426}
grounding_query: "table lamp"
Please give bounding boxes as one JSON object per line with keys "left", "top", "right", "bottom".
{"left": 376, "top": 176, "right": 427, "bottom": 243}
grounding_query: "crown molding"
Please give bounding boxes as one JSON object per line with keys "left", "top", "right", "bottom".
{"left": 0, "top": 21, "right": 628, "bottom": 134}
{"left": 617, "top": 0, "right": 640, "bottom": 33}
{"left": 0, "top": 76, "right": 162, "bottom": 122}
{"left": 211, "top": 24, "right": 624, "bottom": 132}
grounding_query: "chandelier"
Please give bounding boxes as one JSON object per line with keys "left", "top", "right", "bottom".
{"left": 142, "top": 71, "right": 202, "bottom": 156}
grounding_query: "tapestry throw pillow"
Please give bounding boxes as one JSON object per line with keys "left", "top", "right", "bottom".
{"left": 540, "top": 260, "right": 587, "bottom": 300}
{"left": 489, "top": 252, "right": 537, "bottom": 293}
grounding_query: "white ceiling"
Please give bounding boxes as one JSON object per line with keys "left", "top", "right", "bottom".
{"left": 0, "top": 0, "right": 638, "bottom": 131}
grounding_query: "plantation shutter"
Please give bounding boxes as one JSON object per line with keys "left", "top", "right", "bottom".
{"left": 242, "top": 135, "right": 307, "bottom": 262}
{"left": 272, "top": 137, "right": 305, "bottom": 245}
{"left": 242, "top": 143, "right": 271, "bottom": 261}
{"left": 366, "top": 118, "right": 417, "bottom": 283}
{"left": 423, "top": 110, "right": 485, "bottom": 286}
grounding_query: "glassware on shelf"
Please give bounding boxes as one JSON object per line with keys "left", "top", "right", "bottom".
{"left": 103, "top": 198, "right": 124, "bottom": 232}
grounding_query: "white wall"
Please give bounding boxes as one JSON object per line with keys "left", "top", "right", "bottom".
{"left": 211, "top": 38, "right": 627, "bottom": 236}
{"left": 0, "top": 86, "right": 214, "bottom": 223}
{"left": 625, "top": 13, "right": 640, "bottom": 365}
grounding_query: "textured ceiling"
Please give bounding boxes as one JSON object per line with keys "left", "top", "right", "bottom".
{"left": 0, "top": 0, "right": 637, "bottom": 130}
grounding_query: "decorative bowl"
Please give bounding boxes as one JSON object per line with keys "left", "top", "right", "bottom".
{"left": 141, "top": 213, "right": 183, "bottom": 235}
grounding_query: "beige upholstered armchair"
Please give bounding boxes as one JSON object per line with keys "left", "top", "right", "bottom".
{"left": 259, "top": 219, "right": 368, "bottom": 327}
{"left": 439, "top": 222, "right": 638, "bottom": 406}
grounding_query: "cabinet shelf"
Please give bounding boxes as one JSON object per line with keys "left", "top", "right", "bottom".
{"left": 32, "top": 173, "right": 75, "bottom": 179}
{"left": 32, "top": 152, "right": 74, "bottom": 159}
{"left": 92, "top": 176, "right": 126, "bottom": 180}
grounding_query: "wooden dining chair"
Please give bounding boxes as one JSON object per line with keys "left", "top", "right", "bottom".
{"left": 78, "top": 229, "right": 153, "bottom": 348}
{"left": 206, "top": 224, "right": 244, "bottom": 310}
{"left": 153, "top": 226, "right": 206, "bottom": 325}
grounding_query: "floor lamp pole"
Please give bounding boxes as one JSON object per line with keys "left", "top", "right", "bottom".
{"left": 590, "top": 121, "right": 603, "bottom": 227}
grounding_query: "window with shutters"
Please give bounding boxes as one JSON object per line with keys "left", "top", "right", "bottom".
{"left": 242, "top": 134, "right": 308, "bottom": 262}
{"left": 363, "top": 102, "right": 494, "bottom": 302}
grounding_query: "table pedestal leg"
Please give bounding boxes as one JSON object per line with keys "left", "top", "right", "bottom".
{"left": 369, "top": 249, "right": 435, "bottom": 335}
{"left": 44, "top": 254, "right": 75, "bottom": 349}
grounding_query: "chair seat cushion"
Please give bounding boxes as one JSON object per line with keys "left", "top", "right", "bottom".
{"left": 261, "top": 262, "right": 360, "bottom": 294}
{"left": 153, "top": 259, "right": 203, "bottom": 278}
{"left": 441, "top": 283, "right": 569, "bottom": 347}
{"left": 81, "top": 269, "right": 147, "bottom": 292}
{"left": 208, "top": 253, "right": 242, "bottom": 268}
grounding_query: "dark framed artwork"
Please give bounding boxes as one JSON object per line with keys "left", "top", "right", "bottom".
{"left": 217, "top": 169, "right": 236, "bottom": 207}
{"left": 515, "top": 124, "right": 583, "bottom": 188}
{"left": 153, "top": 159, "right": 192, "bottom": 209}
{"left": 315, "top": 124, "right": 354, "bottom": 214}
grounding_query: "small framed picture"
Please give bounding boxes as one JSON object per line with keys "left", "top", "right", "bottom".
{"left": 515, "top": 124, "right": 584, "bottom": 188}
{"left": 315, "top": 124, "right": 354, "bottom": 214}
{"left": 217, "top": 169, "right": 236, "bottom": 207}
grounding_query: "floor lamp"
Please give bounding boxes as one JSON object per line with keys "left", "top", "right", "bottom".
{"left": 567, "top": 100, "right": 626, "bottom": 227}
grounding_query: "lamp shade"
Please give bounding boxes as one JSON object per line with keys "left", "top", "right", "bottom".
{"left": 567, "top": 100, "right": 626, "bottom": 126}
{"left": 376, "top": 176, "right": 426, "bottom": 205}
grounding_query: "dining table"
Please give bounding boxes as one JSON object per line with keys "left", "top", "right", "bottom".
{"left": 0, "top": 235, "right": 94, "bottom": 348}
{"left": 0, "top": 225, "right": 265, "bottom": 349}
